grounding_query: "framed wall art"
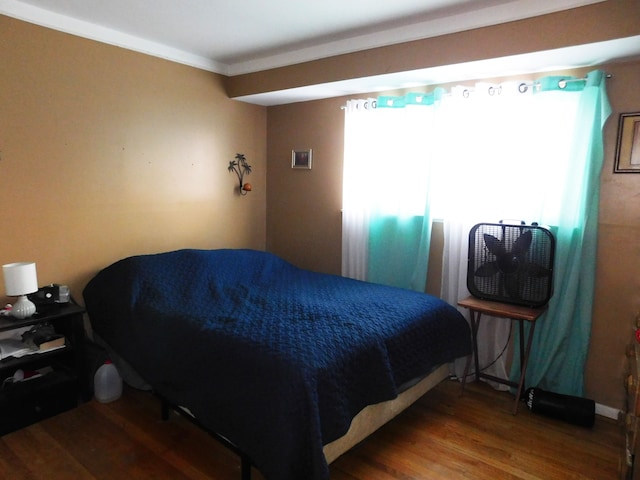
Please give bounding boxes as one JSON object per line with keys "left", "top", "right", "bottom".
{"left": 614, "top": 112, "right": 640, "bottom": 173}
{"left": 292, "top": 149, "right": 312, "bottom": 169}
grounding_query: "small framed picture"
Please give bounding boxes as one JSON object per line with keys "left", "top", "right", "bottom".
{"left": 292, "top": 149, "right": 312, "bottom": 169}
{"left": 614, "top": 112, "right": 640, "bottom": 173}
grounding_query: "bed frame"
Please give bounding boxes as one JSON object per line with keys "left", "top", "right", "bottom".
{"left": 158, "top": 364, "right": 450, "bottom": 479}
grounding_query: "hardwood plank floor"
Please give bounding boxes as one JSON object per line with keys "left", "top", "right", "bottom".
{"left": 0, "top": 379, "right": 621, "bottom": 479}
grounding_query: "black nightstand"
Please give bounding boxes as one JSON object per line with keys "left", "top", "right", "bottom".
{"left": 0, "top": 303, "right": 86, "bottom": 435}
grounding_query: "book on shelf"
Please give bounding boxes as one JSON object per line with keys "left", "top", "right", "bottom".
{"left": 0, "top": 324, "right": 67, "bottom": 360}
{"left": 21, "top": 325, "right": 66, "bottom": 353}
{"left": 37, "top": 335, "right": 66, "bottom": 352}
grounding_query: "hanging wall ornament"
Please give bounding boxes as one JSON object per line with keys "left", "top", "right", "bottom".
{"left": 227, "top": 153, "right": 252, "bottom": 195}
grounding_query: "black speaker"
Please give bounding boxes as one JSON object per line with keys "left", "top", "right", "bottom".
{"left": 525, "top": 387, "right": 595, "bottom": 428}
{"left": 467, "top": 222, "right": 555, "bottom": 307}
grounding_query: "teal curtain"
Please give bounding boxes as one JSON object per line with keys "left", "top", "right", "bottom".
{"left": 368, "top": 215, "right": 431, "bottom": 291}
{"left": 510, "top": 70, "right": 611, "bottom": 396}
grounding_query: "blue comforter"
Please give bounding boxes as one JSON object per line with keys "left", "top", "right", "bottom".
{"left": 83, "top": 249, "right": 470, "bottom": 480}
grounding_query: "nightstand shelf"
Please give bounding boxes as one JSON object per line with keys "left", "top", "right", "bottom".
{"left": 0, "top": 303, "right": 86, "bottom": 435}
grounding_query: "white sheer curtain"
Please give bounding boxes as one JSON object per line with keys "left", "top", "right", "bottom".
{"left": 342, "top": 99, "right": 376, "bottom": 281}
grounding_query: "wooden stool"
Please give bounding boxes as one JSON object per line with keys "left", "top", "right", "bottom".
{"left": 458, "top": 296, "right": 548, "bottom": 414}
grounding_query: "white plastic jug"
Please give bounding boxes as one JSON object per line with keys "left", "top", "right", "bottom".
{"left": 94, "top": 360, "right": 123, "bottom": 403}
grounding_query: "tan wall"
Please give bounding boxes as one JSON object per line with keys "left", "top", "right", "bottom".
{"left": 266, "top": 54, "right": 640, "bottom": 413}
{"left": 0, "top": 16, "right": 267, "bottom": 302}
{"left": 591, "top": 60, "right": 640, "bottom": 410}
{"left": 266, "top": 98, "right": 345, "bottom": 274}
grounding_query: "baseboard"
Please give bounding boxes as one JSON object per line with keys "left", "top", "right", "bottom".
{"left": 596, "top": 402, "right": 621, "bottom": 420}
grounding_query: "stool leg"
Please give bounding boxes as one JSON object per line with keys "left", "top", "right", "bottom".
{"left": 471, "top": 312, "right": 481, "bottom": 382}
{"left": 460, "top": 351, "right": 472, "bottom": 394}
{"left": 513, "top": 320, "right": 537, "bottom": 415}
{"left": 460, "top": 310, "right": 480, "bottom": 395}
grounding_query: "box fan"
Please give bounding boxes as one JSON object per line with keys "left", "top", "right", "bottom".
{"left": 467, "top": 222, "right": 555, "bottom": 308}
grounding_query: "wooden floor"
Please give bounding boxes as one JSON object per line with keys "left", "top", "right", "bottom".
{"left": 0, "top": 379, "right": 622, "bottom": 479}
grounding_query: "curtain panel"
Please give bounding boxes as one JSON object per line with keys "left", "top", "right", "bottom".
{"left": 342, "top": 70, "right": 610, "bottom": 396}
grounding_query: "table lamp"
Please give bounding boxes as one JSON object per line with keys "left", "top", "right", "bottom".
{"left": 3, "top": 262, "right": 38, "bottom": 319}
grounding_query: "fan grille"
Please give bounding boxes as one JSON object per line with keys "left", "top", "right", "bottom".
{"left": 467, "top": 223, "right": 555, "bottom": 307}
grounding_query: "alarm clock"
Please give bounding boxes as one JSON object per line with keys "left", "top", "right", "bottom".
{"left": 28, "top": 284, "right": 70, "bottom": 305}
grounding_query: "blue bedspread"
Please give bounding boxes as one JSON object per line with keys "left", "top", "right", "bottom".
{"left": 83, "top": 249, "right": 471, "bottom": 480}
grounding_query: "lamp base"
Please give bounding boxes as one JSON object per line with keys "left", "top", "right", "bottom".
{"left": 11, "top": 295, "right": 36, "bottom": 319}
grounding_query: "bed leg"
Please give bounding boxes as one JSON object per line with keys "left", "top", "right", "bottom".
{"left": 241, "top": 455, "right": 252, "bottom": 480}
{"left": 156, "top": 394, "right": 253, "bottom": 479}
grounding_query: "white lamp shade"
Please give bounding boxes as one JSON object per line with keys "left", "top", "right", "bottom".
{"left": 3, "top": 262, "right": 38, "bottom": 296}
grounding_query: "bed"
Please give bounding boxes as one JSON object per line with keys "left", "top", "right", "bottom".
{"left": 83, "top": 249, "right": 471, "bottom": 480}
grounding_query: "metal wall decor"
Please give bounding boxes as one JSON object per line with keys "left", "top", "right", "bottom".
{"left": 228, "top": 153, "right": 252, "bottom": 195}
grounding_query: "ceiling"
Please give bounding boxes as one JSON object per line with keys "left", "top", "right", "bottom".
{"left": 2, "top": 0, "right": 638, "bottom": 105}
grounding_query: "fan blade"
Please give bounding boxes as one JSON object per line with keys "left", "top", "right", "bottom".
{"left": 512, "top": 230, "right": 532, "bottom": 256}
{"left": 525, "top": 263, "right": 551, "bottom": 278}
{"left": 483, "top": 234, "right": 505, "bottom": 256}
{"left": 474, "top": 262, "right": 499, "bottom": 277}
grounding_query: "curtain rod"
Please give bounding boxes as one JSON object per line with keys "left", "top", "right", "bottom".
{"left": 518, "top": 72, "right": 613, "bottom": 93}
{"left": 340, "top": 72, "right": 613, "bottom": 108}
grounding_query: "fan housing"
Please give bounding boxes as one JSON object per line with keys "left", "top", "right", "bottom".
{"left": 467, "top": 222, "right": 555, "bottom": 307}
